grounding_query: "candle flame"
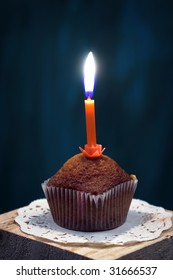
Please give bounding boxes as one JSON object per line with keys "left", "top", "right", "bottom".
{"left": 84, "top": 52, "right": 96, "bottom": 98}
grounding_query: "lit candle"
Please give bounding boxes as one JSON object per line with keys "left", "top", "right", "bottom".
{"left": 84, "top": 52, "right": 96, "bottom": 146}
{"left": 79, "top": 52, "right": 105, "bottom": 158}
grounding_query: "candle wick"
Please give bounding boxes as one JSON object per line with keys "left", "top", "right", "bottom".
{"left": 87, "top": 93, "right": 92, "bottom": 100}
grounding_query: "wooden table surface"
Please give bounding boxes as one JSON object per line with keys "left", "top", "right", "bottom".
{"left": 0, "top": 209, "right": 173, "bottom": 260}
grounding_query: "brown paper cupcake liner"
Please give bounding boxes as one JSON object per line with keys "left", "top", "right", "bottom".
{"left": 42, "top": 179, "right": 138, "bottom": 232}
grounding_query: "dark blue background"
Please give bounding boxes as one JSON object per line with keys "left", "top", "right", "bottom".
{"left": 0, "top": 0, "right": 173, "bottom": 213}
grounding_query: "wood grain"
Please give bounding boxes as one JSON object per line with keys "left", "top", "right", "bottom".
{"left": 0, "top": 209, "right": 173, "bottom": 260}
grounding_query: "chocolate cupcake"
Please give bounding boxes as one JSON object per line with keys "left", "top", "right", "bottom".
{"left": 42, "top": 154, "right": 138, "bottom": 232}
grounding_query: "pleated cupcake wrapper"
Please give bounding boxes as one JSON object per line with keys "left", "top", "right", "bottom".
{"left": 42, "top": 179, "right": 138, "bottom": 232}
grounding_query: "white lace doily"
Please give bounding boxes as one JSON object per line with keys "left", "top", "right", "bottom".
{"left": 15, "top": 198, "right": 172, "bottom": 245}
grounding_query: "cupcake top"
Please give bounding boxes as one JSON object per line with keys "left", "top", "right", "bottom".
{"left": 47, "top": 154, "right": 133, "bottom": 194}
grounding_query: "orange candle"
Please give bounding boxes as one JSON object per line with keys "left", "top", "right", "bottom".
{"left": 85, "top": 97, "right": 96, "bottom": 146}
{"left": 79, "top": 52, "right": 105, "bottom": 158}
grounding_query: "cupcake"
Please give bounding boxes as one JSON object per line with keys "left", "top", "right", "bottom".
{"left": 42, "top": 153, "right": 137, "bottom": 232}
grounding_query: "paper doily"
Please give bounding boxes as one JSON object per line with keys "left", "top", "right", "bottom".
{"left": 15, "top": 198, "right": 172, "bottom": 245}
